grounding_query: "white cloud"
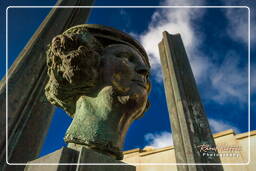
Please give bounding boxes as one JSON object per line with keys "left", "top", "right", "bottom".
{"left": 224, "top": 8, "right": 249, "bottom": 44}
{"left": 138, "top": 0, "right": 207, "bottom": 83}
{"left": 209, "top": 118, "right": 240, "bottom": 134}
{"left": 220, "top": 0, "right": 255, "bottom": 98}
{"left": 222, "top": 0, "right": 256, "bottom": 45}
{"left": 208, "top": 51, "right": 248, "bottom": 104}
{"left": 144, "top": 131, "right": 173, "bottom": 148}
{"left": 144, "top": 118, "right": 240, "bottom": 149}
{"left": 135, "top": 0, "right": 248, "bottom": 105}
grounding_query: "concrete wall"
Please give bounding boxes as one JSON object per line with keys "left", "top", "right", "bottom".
{"left": 122, "top": 129, "right": 256, "bottom": 171}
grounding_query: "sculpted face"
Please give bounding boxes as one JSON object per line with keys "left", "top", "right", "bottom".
{"left": 101, "top": 44, "right": 150, "bottom": 114}
{"left": 45, "top": 24, "right": 150, "bottom": 160}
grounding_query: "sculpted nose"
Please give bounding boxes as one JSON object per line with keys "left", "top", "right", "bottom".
{"left": 135, "top": 65, "right": 151, "bottom": 92}
{"left": 135, "top": 65, "right": 149, "bottom": 78}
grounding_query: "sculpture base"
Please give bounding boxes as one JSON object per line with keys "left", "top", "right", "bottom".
{"left": 25, "top": 147, "right": 135, "bottom": 171}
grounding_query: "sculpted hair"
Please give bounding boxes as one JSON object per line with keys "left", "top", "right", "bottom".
{"left": 45, "top": 24, "right": 151, "bottom": 118}
{"left": 45, "top": 30, "right": 103, "bottom": 117}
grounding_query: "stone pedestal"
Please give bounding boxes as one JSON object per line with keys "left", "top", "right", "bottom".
{"left": 25, "top": 147, "right": 135, "bottom": 171}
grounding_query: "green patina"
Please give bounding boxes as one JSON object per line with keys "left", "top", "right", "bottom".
{"left": 45, "top": 24, "right": 151, "bottom": 160}
{"left": 64, "top": 87, "right": 122, "bottom": 158}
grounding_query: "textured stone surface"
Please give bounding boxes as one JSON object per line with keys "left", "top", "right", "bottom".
{"left": 76, "top": 147, "right": 135, "bottom": 171}
{"left": 0, "top": 0, "right": 94, "bottom": 170}
{"left": 158, "top": 31, "right": 223, "bottom": 171}
{"left": 24, "top": 148, "right": 78, "bottom": 171}
{"left": 45, "top": 24, "right": 151, "bottom": 160}
{"left": 25, "top": 147, "right": 135, "bottom": 171}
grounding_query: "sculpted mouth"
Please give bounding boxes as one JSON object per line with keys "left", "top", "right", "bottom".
{"left": 132, "top": 79, "right": 147, "bottom": 89}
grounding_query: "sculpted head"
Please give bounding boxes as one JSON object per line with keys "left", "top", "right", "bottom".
{"left": 45, "top": 24, "right": 150, "bottom": 159}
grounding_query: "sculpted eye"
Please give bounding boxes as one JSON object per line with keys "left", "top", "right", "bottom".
{"left": 116, "top": 52, "right": 136, "bottom": 63}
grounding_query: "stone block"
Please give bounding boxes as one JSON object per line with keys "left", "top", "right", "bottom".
{"left": 24, "top": 147, "right": 135, "bottom": 171}
{"left": 76, "top": 147, "right": 135, "bottom": 171}
{"left": 24, "top": 147, "right": 78, "bottom": 171}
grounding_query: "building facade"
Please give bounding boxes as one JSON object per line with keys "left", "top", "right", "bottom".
{"left": 123, "top": 129, "right": 256, "bottom": 171}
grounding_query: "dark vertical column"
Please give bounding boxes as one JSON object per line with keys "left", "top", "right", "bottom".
{"left": 158, "top": 31, "right": 223, "bottom": 171}
{"left": 0, "top": 0, "right": 94, "bottom": 170}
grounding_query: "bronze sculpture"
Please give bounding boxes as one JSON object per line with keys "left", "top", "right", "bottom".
{"left": 45, "top": 24, "right": 150, "bottom": 160}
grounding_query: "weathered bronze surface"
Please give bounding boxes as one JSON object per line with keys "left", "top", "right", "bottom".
{"left": 45, "top": 24, "right": 151, "bottom": 160}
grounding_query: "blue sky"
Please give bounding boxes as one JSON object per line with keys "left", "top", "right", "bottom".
{"left": 0, "top": 0, "right": 255, "bottom": 158}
